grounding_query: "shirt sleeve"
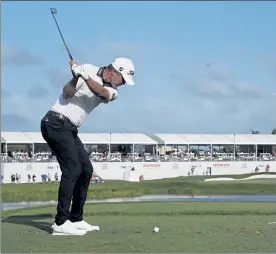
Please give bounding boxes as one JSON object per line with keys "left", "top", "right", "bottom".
{"left": 76, "top": 64, "right": 91, "bottom": 89}
{"left": 80, "top": 63, "right": 91, "bottom": 70}
{"left": 104, "top": 86, "right": 119, "bottom": 103}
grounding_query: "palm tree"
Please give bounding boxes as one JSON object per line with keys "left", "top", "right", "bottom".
{"left": 272, "top": 128, "right": 276, "bottom": 135}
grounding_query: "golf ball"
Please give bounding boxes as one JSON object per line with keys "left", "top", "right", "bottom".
{"left": 153, "top": 226, "right": 159, "bottom": 232}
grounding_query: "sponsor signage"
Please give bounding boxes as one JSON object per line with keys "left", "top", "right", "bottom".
{"left": 143, "top": 164, "right": 160, "bottom": 168}
{"left": 191, "top": 164, "right": 202, "bottom": 169}
{"left": 101, "top": 163, "right": 108, "bottom": 170}
{"left": 212, "top": 163, "right": 230, "bottom": 167}
{"left": 47, "top": 163, "right": 54, "bottom": 169}
{"left": 242, "top": 163, "right": 247, "bottom": 168}
{"left": 172, "top": 163, "right": 179, "bottom": 170}
{"left": 120, "top": 165, "right": 132, "bottom": 170}
{"left": 25, "top": 163, "right": 33, "bottom": 171}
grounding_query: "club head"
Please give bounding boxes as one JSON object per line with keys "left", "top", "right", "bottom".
{"left": 50, "top": 8, "right": 57, "bottom": 14}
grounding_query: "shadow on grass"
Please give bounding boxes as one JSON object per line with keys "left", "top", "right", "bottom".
{"left": 2, "top": 214, "right": 54, "bottom": 234}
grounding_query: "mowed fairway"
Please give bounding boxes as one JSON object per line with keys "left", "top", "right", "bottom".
{"left": 2, "top": 202, "right": 276, "bottom": 253}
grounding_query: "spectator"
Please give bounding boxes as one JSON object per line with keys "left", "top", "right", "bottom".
{"left": 55, "top": 172, "right": 59, "bottom": 183}
{"left": 47, "top": 173, "right": 51, "bottom": 183}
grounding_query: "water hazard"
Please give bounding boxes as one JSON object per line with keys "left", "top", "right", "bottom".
{"left": 2, "top": 194, "right": 276, "bottom": 212}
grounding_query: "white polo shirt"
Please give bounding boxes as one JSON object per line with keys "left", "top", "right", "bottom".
{"left": 51, "top": 64, "right": 119, "bottom": 128}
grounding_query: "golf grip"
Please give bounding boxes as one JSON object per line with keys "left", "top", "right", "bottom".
{"left": 51, "top": 12, "right": 73, "bottom": 60}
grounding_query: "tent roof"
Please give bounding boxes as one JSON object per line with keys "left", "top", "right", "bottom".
{"left": 153, "top": 134, "right": 187, "bottom": 145}
{"left": 1, "top": 132, "right": 276, "bottom": 145}
{"left": 1, "top": 132, "right": 32, "bottom": 143}
{"left": 24, "top": 132, "right": 45, "bottom": 143}
{"left": 154, "top": 133, "right": 276, "bottom": 145}
{"left": 78, "top": 133, "right": 109, "bottom": 144}
{"left": 120, "top": 133, "right": 157, "bottom": 145}
{"left": 179, "top": 134, "right": 210, "bottom": 145}
{"left": 97, "top": 133, "right": 157, "bottom": 144}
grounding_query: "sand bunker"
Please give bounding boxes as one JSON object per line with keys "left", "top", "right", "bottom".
{"left": 204, "top": 174, "right": 276, "bottom": 182}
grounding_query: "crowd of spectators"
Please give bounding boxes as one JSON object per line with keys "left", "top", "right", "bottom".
{"left": 1, "top": 148, "right": 276, "bottom": 163}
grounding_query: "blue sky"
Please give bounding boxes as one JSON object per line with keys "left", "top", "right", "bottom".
{"left": 2, "top": 1, "right": 276, "bottom": 134}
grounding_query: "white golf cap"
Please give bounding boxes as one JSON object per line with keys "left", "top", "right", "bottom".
{"left": 111, "top": 57, "right": 135, "bottom": 86}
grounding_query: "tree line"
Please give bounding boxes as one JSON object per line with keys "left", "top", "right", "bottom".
{"left": 250, "top": 129, "right": 276, "bottom": 134}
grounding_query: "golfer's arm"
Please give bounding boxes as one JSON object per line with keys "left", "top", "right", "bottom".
{"left": 62, "top": 76, "right": 79, "bottom": 98}
{"left": 63, "top": 76, "right": 78, "bottom": 89}
{"left": 84, "top": 77, "right": 110, "bottom": 101}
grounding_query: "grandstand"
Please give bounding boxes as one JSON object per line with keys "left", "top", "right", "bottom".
{"left": 1, "top": 132, "right": 276, "bottom": 163}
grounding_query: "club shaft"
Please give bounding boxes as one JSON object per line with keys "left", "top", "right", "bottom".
{"left": 51, "top": 12, "right": 73, "bottom": 60}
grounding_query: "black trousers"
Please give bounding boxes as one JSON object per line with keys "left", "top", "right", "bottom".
{"left": 40, "top": 111, "right": 93, "bottom": 226}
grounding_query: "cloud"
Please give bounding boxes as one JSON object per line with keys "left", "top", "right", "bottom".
{"left": 2, "top": 49, "right": 274, "bottom": 134}
{"left": 180, "top": 63, "right": 269, "bottom": 100}
{"left": 2, "top": 88, "right": 11, "bottom": 98}
{"left": 2, "top": 92, "right": 53, "bottom": 127}
{"left": 1, "top": 114, "right": 36, "bottom": 131}
{"left": 96, "top": 41, "right": 167, "bottom": 62}
{"left": 26, "top": 83, "right": 49, "bottom": 98}
{"left": 246, "top": 95, "right": 276, "bottom": 133}
{"left": 2, "top": 45, "right": 45, "bottom": 67}
{"left": 100, "top": 41, "right": 140, "bottom": 57}
{"left": 86, "top": 95, "right": 203, "bottom": 133}
{"left": 42, "top": 40, "right": 165, "bottom": 89}
{"left": 165, "top": 63, "right": 276, "bottom": 133}
{"left": 258, "top": 52, "right": 276, "bottom": 78}
{"left": 43, "top": 67, "right": 71, "bottom": 88}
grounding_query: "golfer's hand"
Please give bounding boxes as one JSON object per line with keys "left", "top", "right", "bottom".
{"left": 69, "top": 60, "right": 78, "bottom": 67}
{"left": 70, "top": 62, "right": 89, "bottom": 81}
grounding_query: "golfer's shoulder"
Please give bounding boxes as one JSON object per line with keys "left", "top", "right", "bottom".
{"left": 81, "top": 63, "right": 99, "bottom": 74}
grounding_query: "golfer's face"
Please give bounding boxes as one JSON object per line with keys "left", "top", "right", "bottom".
{"left": 111, "top": 72, "right": 125, "bottom": 87}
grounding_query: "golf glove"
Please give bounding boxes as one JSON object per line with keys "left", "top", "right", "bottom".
{"left": 71, "top": 64, "right": 89, "bottom": 81}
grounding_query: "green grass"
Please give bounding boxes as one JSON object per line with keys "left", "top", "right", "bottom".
{"left": 2, "top": 202, "right": 276, "bottom": 253}
{"left": 2, "top": 173, "right": 276, "bottom": 203}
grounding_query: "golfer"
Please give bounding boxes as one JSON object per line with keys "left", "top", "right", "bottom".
{"left": 40, "top": 57, "right": 135, "bottom": 236}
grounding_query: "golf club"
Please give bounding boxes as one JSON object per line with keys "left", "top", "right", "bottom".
{"left": 50, "top": 8, "right": 73, "bottom": 60}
